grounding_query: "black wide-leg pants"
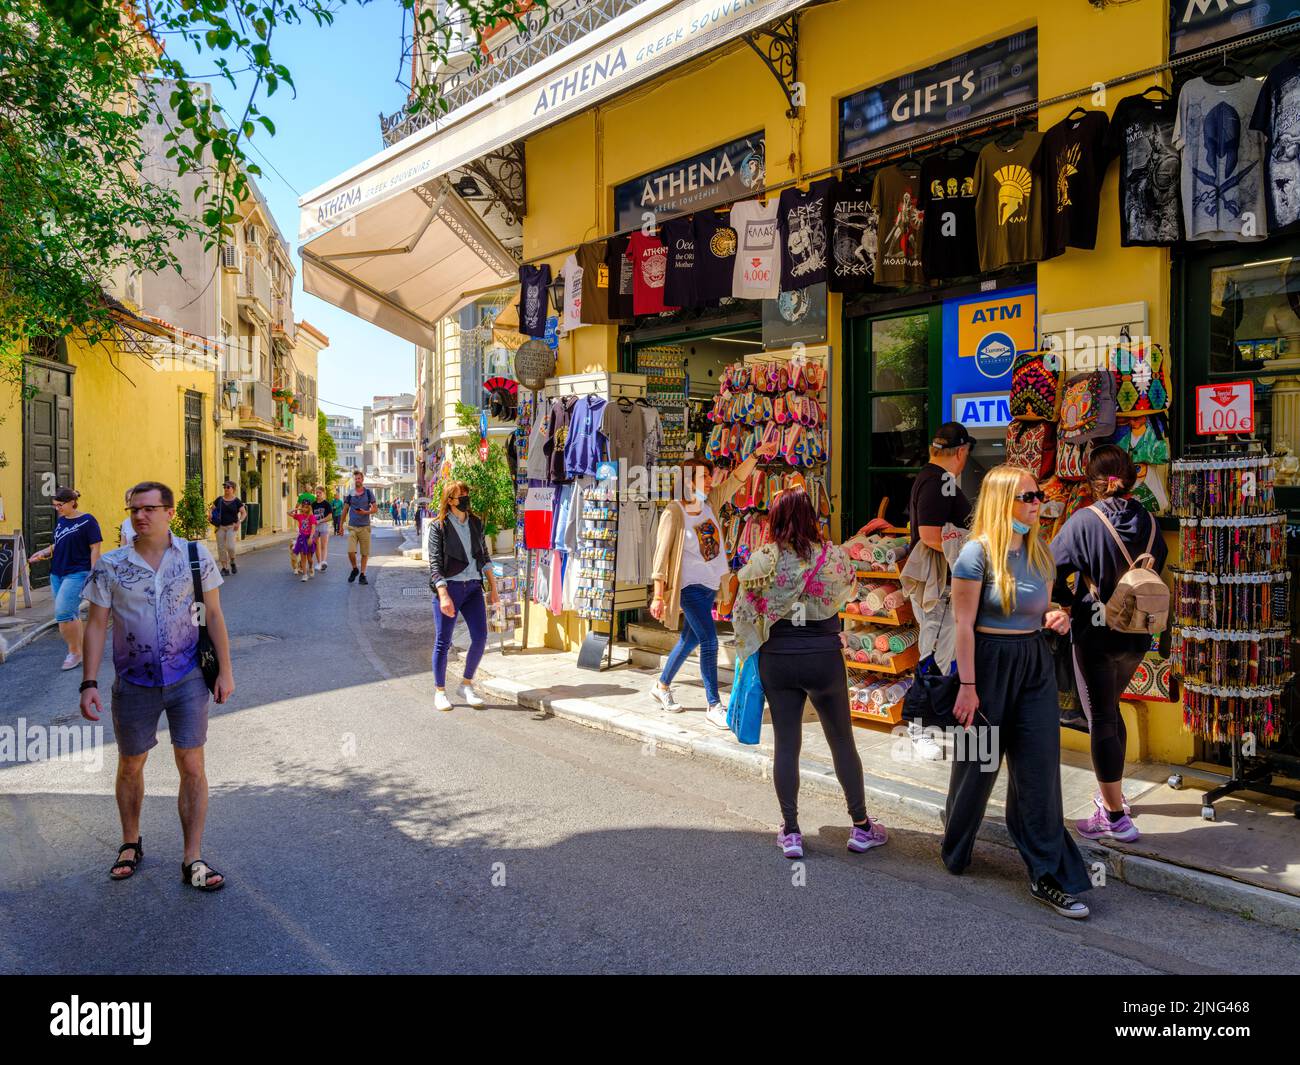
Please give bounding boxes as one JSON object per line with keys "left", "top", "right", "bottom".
{"left": 941, "top": 631, "right": 1090, "bottom": 895}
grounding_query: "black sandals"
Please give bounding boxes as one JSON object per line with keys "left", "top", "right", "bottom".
{"left": 110, "top": 838, "right": 142, "bottom": 880}
{"left": 181, "top": 859, "right": 226, "bottom": 892}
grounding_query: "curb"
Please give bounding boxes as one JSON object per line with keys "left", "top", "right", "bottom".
{"left": 478, "top": 674, "right": 1300, "bottom": 933}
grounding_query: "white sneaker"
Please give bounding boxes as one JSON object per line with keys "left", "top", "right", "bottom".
{"left": 908, "top": 720, "right": 944, "bottom": 760}
{"left": 704, "top": 703, "right": 729, "bottom": 730}
{"left": 650, "top": 684, "right": 683, "bottom": 713}
{"left": 314, "top": 561, "right": 322, "bottom": 572}
{"left": 300, "top": 573, "right": 309, "bottom": 582}
{"left": 458, "top": 682, "right": 485, "bottom": 707}
{"left": 434, "top": 689, "right": 453, "bottom": 712}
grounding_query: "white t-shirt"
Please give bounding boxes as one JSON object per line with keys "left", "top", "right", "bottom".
{"left": 562, "top": 254, "right": 584, "bottom": 333}
{"left": 730, "top": 199, "right": 781, "bottom": 300}
{"left": 119, "top": 518, "right": 135, "bottom": 547}
{"left": 679, "top": 503, "right": 730, "bottom": 591}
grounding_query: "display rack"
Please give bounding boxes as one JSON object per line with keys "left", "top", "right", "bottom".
{"left": 1170, "top": 442, "right": 1300, "bottom": 820}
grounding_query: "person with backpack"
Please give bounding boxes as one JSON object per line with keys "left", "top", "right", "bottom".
{"left": 1051, "top": 446, "right": 1168, "bottom": 844}
{"left": 209, "top": 480, "right": 246, "bottom": 576}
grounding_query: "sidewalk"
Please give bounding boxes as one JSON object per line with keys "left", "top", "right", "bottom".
{"left": 0, "top": 527, "right": 295, "bottom": 662}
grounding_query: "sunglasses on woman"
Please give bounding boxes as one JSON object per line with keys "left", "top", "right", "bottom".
{"left": 1015, "top": 490, "right": 1047, "bottom": 504}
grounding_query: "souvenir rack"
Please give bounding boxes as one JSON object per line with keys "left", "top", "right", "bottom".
{"left": 1170, "top": 442, "right": 1300, "bottom": 819}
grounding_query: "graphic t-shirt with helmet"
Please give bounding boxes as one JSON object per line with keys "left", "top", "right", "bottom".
{"left": 692, "top": 211, "right": 738, "bottom": 304}
{"left": 628, "top": 230, "right": 678, "bottom": 315}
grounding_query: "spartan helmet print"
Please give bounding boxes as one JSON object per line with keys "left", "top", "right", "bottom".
{"left": 947, "top": 177, "right": 958, "bottom": 197}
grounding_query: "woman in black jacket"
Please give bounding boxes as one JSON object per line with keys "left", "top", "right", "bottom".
{"left": 428, "top": 480, "right": 499, "bottom": 711}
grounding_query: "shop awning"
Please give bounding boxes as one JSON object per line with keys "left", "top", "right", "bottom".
{"left": 298, "top": 0, "right": 812, "bottom": 343}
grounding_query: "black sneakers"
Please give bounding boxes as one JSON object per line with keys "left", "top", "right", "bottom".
{"left": 348, "top": 568, "right": 359, "bottom": 583}
{"left": 1029, "top": 877, "right": 1089, "bottom": 919}
{"left": 358, "top": 573, "right": 368, "bottom": 585}
{"left": 230, "top": 561, "right": 237, "bottom": 574}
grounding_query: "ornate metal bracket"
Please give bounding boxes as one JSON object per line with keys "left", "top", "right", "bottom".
{"left": 461, "top": 143, "right": 527, "bottom": 229}
{"left": 745, "top": 14, "right": 799, "bottom": 118}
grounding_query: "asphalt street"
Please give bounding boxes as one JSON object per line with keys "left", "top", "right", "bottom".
{"left": 1, "top": 525, "right": 1296, "bottom": 974}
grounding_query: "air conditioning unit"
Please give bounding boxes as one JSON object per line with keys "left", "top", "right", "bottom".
{"left": 220, "top": 245, "right": 243, "bottom": 272}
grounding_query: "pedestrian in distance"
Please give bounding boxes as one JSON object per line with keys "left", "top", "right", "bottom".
{"left": 118, "top": 488, "right": 136, "bottom": 548}
{"left": 944, "top": 465, "right": 1090, "bottom": 919}
{"left": 732, "top": 488, "right": 888, "bottom": 860}
{"left": 80, "top": 481, "right": 233, "bottom": 892}
{"left": 27, "top": 486, "right": 102, "bottom": 672}
{"left": 311, "top": 485, "right": 333, "bottom": 573}
{"left": 428, "top": 481, "right": 499, "bottom": 711}
{"left": 1051, "top": 445, "right": 1168, "bottom": 844}
{"left": 414, "top": 499, "right": 425, "bottom": 539}
{"left": 343, "top": 469, "right": 377, "bottom": 585}
{"left": 648, "top": 449, "right": 768, "bottom": 726}
{"left": 331, "top": 488, "right": 344, "bottom": 535}
{"left": 290, "top": 494, "right": 319, "bottom": 582}
{"left": 209, "top": 479, "right": 246, "bottom": 576}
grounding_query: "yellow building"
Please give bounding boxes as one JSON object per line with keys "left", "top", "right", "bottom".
{"left": 303, "top": 2, "right": 1300, "bottom": 767}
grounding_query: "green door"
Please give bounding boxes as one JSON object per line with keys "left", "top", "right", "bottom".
{"left": 844, "top": 308, "right": 941, "bottom": 532}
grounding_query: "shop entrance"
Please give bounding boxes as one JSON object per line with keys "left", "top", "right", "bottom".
{"left": 844, "top": 308, "right": 940, "bottom": 532}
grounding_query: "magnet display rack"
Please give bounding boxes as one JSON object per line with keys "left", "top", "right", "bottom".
{"left": 1169, "top": 441, "right": 1300, "bottom": 820}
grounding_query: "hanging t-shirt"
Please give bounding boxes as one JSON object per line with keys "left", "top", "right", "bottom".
{"left": 919, "top": 152, "right": 979, "bottom": 279}
{"left": 828, "top": 172, "right": 879, "bottom": 293}
{"left": 692, "top": 211, "right": 737, "bottom": 304}
{"left": 1042, "top": 110, "right": 1110, "bottom": 256}
{"left": 627, "top": 230, "right": 678, "bottom": 315}
{"left": 1250, "top": 56, "right": 1300, "bottom": 233}
{"left": 871, "top": 165, "right": 926, "bottom": 286}
{"left": 730, "top": 199, "right": 782, "bottom": 300}
{"left": 561, "top": 254, "right": 583, "bottom": 333}
{"left": 576, "top": 241, "right": 615, "bottom": 325}
{"left": 973, "top": 133, "right": 1046, "bottom": 272}
{"left": 1174, "top": 77, "right": 1268, "bottom": 243}
{"left": 602, "top": 398, "right": 651, "bottom": 471}
{"left": 661, "top": 216, "right": 698, "bottom": 309}
{"left": 604, "top": 235, "right": 636, "bottom": 320}
{"left": 1105, "top": 92, "right": 1181, "bottom": 247}
{"left": 679, "top": 505, "right": 730, "bottom": 590}
{"left": 518, "top": 263, "right": 551, "bottom": 338}
{"left": 778, "top": 178, "right": 833, "bottom": 290}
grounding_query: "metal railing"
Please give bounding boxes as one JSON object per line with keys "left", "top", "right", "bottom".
{"left": 240, "top": 259, "right": 272, "bottom": 314}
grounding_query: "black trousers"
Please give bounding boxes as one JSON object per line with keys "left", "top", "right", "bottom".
{"left": 1072, "top": 629, "right": 1147, "bottom": 784}
{"left": 941, "top": 631, "right": 1090, "bottom": 894}
{"left": 758, "top": 647, "right": 868, "bottom": 828}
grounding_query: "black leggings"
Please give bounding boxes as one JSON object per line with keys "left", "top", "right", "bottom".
{"left": 758, "top": 647, "right": 867, "bottom": 828}
{"left": 1072, "top": 632, "right": 1147, "bottom": 783}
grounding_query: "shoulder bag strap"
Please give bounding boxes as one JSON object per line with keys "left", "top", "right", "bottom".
{"left": 187, "top": 542, "right": 207, "bottom": 632}
{"left": 1087, "top": 504, "right": 1135, "bottom": 568}
{"left": 802, "top": 542, "right": 830, "bottom": 595}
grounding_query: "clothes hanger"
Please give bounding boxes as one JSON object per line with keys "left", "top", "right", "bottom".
{"left": 1065, "top": 105, "right": 1090, "bottom": 121}
{"left": 943, "top": 135, "right": 969, "bottom": 159}
{"left": 897, "top": 147, "right": 922, "bottom": 174}
{"left": 1205, "top": 53, "right": 1244, "bottom": 85}
{"left": 1141, "top": 84, "right": 1173, "bottom": 100}
{"left": 994, "top": 118, "right": 1025, "bottom": 148}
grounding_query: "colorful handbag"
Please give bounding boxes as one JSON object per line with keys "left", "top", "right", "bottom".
{"left": 1113, "top": 337, "right": 1170, "bottom": 414}
{"left": 1114, "top": 413, "right": 1170, "bottom": 466}
{"left": 1009, "top": 349, "right": 1062, "bottom": 422}
{"left": 1005, "top": 420, "right": 1057, "bottom": 480}
{"left": 1055, "top": 438, "right": 1094, "bottom": 482}
{"left": 1058, "top": 368, "right": 1117, "bottom": 443}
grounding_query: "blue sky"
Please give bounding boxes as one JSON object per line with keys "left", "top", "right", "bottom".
{"left": 175, "top": 2, "right": 417, "bottom": 420}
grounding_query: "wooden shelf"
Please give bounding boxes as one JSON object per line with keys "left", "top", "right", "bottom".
{"left": 856, "top": 567, "right": 901, "bottom": 580}
{"left": 840, "top": 603, "right": 914, "bottom": 626}
{"left": 843, "top": 646, "right": 919, "bottom": 675}
{"left": 850, "top": 699, "right": 904, "bottom": 726}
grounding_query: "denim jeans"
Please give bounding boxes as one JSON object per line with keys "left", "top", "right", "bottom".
{"left": 660, "top": 583, "right": 720, "bottom": 705}
{"left": 432, "top": 580, "right": 487, "bottom": 687}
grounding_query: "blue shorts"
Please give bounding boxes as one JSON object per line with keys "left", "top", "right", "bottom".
{"left": 111, "top": 668, "right": 210, "bottom": 756}
{"left": 50, "top": 571, "right": 90, "bottom": 623}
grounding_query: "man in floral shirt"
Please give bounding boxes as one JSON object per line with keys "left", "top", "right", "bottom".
{"left": 80, "top": 481, "right": 234, "bottom": 892}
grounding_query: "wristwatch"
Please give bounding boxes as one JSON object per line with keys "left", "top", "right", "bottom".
{"left": 79, "top": 680, "right": 98, "bottom": 692}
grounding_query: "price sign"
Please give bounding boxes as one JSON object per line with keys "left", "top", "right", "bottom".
{"left": 1195, "top": 381, "right": 1255, "bottom": 435}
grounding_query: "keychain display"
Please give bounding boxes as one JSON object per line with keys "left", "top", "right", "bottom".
{"left": 1176, "top": 514, "right": 1287, "bottom": 572}
{"left": 1170, "top": 454, "right": 1277, "bottom": 517}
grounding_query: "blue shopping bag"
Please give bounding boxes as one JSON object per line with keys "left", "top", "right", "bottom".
{"left": 726, "top": 654, "right": 765, "bottom": 745}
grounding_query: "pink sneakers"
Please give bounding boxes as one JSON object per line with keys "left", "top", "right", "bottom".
{"left": 848, "top": 819, "right": 889, "bottom": 853}
{"left": 1076, "top": 807, "right": 1140, "bottom": 842}
{"left": 777, "top": 826, "right": 803, "bottom": 859}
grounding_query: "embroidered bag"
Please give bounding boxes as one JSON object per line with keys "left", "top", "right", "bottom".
{"left": 1058, "top": 366, "right": 1117, "bottom": 443}
{"left": 1113, "top": 336, "right": 1170, "bottom": 414}
{"left": 1055, "top": 438, "right": 1094, "bottom": 482}
{"left": 1008, "top": 348, "right": 1062, "bottom": 422}
{"left": 1005, "top": 420, "right": 1057, "bottom": 480}
{"left": 1114, "top": 413, "right": 1170, "bottom": 466}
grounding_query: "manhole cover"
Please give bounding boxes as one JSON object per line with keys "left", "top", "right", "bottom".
{"left": 401, "top": 588, "right": 427, "bottom": 597}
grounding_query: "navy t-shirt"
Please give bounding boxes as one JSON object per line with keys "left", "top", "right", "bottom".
{"left": 51, "top": 513, "right": 102, "bottom": 577}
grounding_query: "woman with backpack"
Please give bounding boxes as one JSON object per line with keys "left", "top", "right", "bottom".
{"left": 1051, "top": 445, "right": 1168, "bottom": 844}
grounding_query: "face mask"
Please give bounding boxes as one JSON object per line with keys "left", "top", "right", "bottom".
{"left": 456, "top": 496, "right": 470, "bottom": 511}
{"left": 692, "top": 487, "right": 708, "bottom": 504}
{"left": 1011, "top": 518, "right": 1032, "bottom": 535}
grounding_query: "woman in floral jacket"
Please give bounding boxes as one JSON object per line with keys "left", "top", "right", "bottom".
{"left": 732, "top": 489, "right": 888, "bottom": 861}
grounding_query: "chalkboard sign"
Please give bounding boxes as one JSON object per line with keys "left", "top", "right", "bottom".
{"left": 0, "top": 535, "right": 15, "bottom": 593}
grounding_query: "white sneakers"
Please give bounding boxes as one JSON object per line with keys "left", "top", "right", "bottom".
{"left": 300, "top": 573, "right": 309, "bottom": 582}
{"left": 705, "top": 703, "right": 729, "bottom": 730}
{"left": 908, "top": 720, "right": 944, "bottom": 760}
{"left": 650, "top": 684, "right": 683, "bottom": 713}
{"left": 435, "top": 682, "right": 485, "bottom": 711}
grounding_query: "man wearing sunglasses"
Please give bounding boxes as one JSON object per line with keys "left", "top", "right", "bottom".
{"left": 78, "top": 481, "right": 234, "bottom": 892}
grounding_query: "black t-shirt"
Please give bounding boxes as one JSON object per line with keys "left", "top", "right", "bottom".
{"left": 1250, "top": 55, "right": 1300, "bottom": 233}
{"left": 691, "top": 211, "right": 737, "bottom": 305}
{"left": 778, "top": 178, "right": 833, "bottom": 291}
{"left": 920, "top": 152, "right": 979, "bottom": 279}
{"left": 213, "top": 496, "right": 243, "bottom": 527}
{"left": 908, "top": 463, "right": 971, "bottom": 549}
{"left": 828, "top": 172, "right": 880, "bottom": 294}
{"left": 311, "top": 500, "right": 332, "bottom": 526}
{"left": 1042, "top": 110, "right": 1110, "bottom": 256}
{"left": 518, "top": 263, "right": 551, "bottom": 338}
{"left": 763, "top": 614, "right": 843, "bottom": 654}
{"left": 50, "top": 513, "right": 102, "bottom": 577}
{"left": 604, "top": 236, "right": 635, "bottom": 320}
{"left": 661, "top": 216, "right": 698, "bottom": 309}
{"left": 1105, "top": 93, "right": 1182, "bottom": 247}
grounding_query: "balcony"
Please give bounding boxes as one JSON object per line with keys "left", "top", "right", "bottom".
{"left": 379, "top": 0, "right": 640, "bottom": 147}
{"left": 238, "top": 259, "right": 273, "bottom": 322}
{"left": 239, "top": 381, "right": 275, "bottom": 424}
{"left": 272, "top": 295, "right": 295, "bottom": 341}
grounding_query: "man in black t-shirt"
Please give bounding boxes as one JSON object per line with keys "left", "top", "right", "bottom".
{"left": 210, "top": 480, "right": 247, "bottom": 576}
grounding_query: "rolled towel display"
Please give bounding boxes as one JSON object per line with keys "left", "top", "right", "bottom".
{"left": 845, "top": 601, "right": 860, "bottom": 614}
{"left": 872, "top": 536, "right": 909, "bottom": 562}
{"left": 887, "top": 626, "right": 920, "bottom": 654}
{"left": 852, "top": 649, "right": 870, "bottom": 662}
{"left": 839, "top": 632, "right": 850, "bottom": 648}
{"left": 873, "top": 633, "right": 891, "bottom": 653}
{"left": 881, "top": 589, "right": 909, "bottom": 611}
{"left": 845, "top": 633, "right": 861, "bottom": 651}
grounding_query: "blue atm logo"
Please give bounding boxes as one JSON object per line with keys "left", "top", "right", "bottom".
{"left": 956, "top": 394, "right": 1011, "bottom": 427}
{"left": 974, "top": 330, "right": 1015, "bottom": 380}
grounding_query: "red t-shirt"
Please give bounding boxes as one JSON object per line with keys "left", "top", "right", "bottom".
{"left": 627, "top": 231, "right": 679, "bottom": 316}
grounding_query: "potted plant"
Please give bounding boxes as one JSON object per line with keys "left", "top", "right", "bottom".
{"left": 170, "top": 475, "right": 210, "bottom": 542}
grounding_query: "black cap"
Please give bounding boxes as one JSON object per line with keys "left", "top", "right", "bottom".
{"left": 223, "top": 479, "right": 236, "bottom": 488}
{"left": 52, "top": 486, "right": 79, "bottom": 503}
{"left": 932, "top": 422, "right": 974, "bottom": 450}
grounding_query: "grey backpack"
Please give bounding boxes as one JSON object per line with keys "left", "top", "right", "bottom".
{"left": 1083, "top": 505, "right": 1168, "bottom": 634}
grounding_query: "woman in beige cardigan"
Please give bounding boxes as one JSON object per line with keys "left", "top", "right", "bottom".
{"left": 649, "top": 449, "right": 768, "bottom": 726}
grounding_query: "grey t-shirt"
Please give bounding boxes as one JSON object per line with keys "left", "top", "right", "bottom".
{"left": 601, "top": 401, "right": 649, "bottom": 471}
{"left": 951, "top": 539, "right": 1050, "bottom": 631}
{"left": 444, "top": 512, "right": 481, "bottom": 584}
{"left": 346, "top": 488, "right": 375, "bottom": 527}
